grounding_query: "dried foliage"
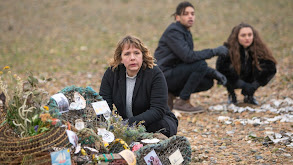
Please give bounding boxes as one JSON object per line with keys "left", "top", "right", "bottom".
{"left": 0, "top": 66, "right": 51, "bottom": 137}
{"left": 104, "top": 110, "right": 153, "bottom": 146}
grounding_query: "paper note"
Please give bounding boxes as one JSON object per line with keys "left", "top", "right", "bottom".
{"left": 169, "top": 149, "right": 184, "bottom": 165}
{"left": 91, "top": 100, "right": 111, "bottom": 115}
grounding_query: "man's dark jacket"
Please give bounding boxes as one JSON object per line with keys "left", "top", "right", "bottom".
{"left": 99, "top": 64, "right": 178, "bottom": 134}
{"left": 154, "top": 21, "right": 215, "bottom": 73}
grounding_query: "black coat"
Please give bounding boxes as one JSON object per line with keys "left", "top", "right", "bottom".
{"left": 216, "top": 47, "right": 277, "bottom": 86}
{"left": 99, "top": 65, "right": 178, "bottom": 129}
{"left": 154, "top": 21, "right": 215, "bottom": 73}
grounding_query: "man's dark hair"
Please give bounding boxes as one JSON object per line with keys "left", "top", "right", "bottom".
{"left": 172, "top": 1, "right": 194, "bottom": 19}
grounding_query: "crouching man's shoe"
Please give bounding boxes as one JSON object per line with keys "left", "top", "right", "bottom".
{"left": 244, "top": 95, "right": 259, "bottom": 105}
{"left": 173, "top": 99, "right": 205, "bottom": 113}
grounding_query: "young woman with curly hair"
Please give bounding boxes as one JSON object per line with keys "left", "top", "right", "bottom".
{"left": 216, "top": 23, "right": 277, "bottom": 105}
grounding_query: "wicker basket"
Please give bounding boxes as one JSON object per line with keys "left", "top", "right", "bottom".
{"left": 0, "top": 104, "right": 5, "bottom": 125}
{"left": 0, "top": 124, "right": 70, "bottom": 165}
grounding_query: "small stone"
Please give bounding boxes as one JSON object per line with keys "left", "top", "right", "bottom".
{"left": 234, "top": 156, "right": 242, "bottom": 162}
{"left": 234, "top": 120, "right": 241, "bottom": 125}
{"left": 187, "top": 117, "right": 191, "bottom": 122}
{"left": 219, "top": 146, "right": 227, "bottom": 150}
{"left": 226, "top": 130, "right": 235, "bottom": 136}
{"left": 265, "top": 127, "right": 273, "bottom": 130}
{"left": 213, "top": 141, "right": 219, "bottom": 146}
{"left": 255, "top": 155, "right": 263, "bottom": 160}
{"left": 275, "top": 133, "right": 282, "bottom": 139}
{"left": 265, "top": 131, "right": 275, "bottom": 136}
{"left": 192, "top": 156, "right": 200, "bottom": 162}
{"left": 192, "top": 117, "right": 197, "bottom": 123}
{"left": 224, "top": 152, "right": 229, "bottom": 156}
{"left": 210, "top": 157, "right": 217, "bottom": 164}
{"left": 282, "top": 153, "right": 291, "bottom": 157}
{"left": 249, "top": 132, "right": 257, "bottom": 138}
{"left": 202, "top": 132, "right": 212, "bottom": 135}
{"left": 262, "top": 142, "right": 270, "bottom": 146}
{"left": 191, "top": 146, "right": 198, "bottom": 151}
{"left": 199, "top": 154, "right": 208, "bottom": 160}
{"left": 258, "top": 128, "right": 265, "bottom": 131}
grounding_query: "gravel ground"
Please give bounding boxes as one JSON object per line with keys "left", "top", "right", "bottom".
{"left": 42, "top": 59, "right": 291, "bottom": 164}
{"left": 175, "top": 74, "right": 293, "bottom": 164}
{"left": 11, "top": 56, "right": 290, "bottom": 165}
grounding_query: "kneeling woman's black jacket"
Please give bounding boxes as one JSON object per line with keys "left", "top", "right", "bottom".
{"left": 100, "top": 65, "right": 178, "bottom": 137}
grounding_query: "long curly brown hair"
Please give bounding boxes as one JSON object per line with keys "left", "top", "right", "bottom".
{"left": 109, "top": 35, "right": 156, "bottom": 71}
{"left": 224, "top": 23, "right": 277, "bottom": 75}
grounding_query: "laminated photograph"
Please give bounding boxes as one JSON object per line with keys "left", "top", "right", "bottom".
{"left": 50, "top": 149, "right": 71, "bottom": 165}
{"left": 66, "top": 130, "right": 78, "bottom": 147}
{"left": 144, "top": 150, "right": 162, "bottom": 165}
{"left": 51, "top": 93, "right": 69, "bottom": 113}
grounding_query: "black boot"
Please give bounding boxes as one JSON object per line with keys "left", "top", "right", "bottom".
{"left": 244, "top": 95, "right": 259, "bottom": 105}
{"left": 206, "top": 67, "right": 227, "bottom": 85}
{"left": 228, "top": 93, "right": 237, "bottom": 104}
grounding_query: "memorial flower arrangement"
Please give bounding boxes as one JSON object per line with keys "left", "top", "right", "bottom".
{"left": 105, "top": 111, "right": 153, "bottom": 145}
{"left": 0, "top": 67, "right": 192, "bottom": 164}
{"left": 0, "top": 66, "right": 54, "bottom": 137}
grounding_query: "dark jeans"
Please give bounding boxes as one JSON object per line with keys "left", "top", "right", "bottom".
{"left": 165, "top": 60, "right": 213, "bottom": 100}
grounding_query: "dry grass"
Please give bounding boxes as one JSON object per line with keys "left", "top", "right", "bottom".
{"left": 0, "top": 0, "right": 292, "bottom": 99}
{"left": 0, "top": 1, "right": 292, "bottom": 164}
{"left": 1, "top": 0, "right": 292, "bottom": 73}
